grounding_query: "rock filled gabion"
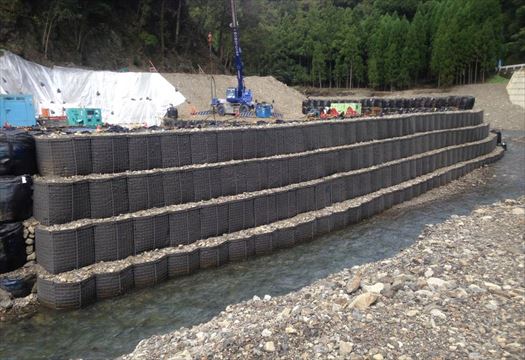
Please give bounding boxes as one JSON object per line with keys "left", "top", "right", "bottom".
{"left": 32, "top": 110, "right": 505, "bottom": 309}
{"left": 22, "top": 218, "right": 38, "bottom": 265}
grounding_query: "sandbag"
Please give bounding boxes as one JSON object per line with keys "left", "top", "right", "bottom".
{"left": 0, "top": 130, "right": 37, "bottom": 176}
{"left": 0, "top": 176, "right": 32, "bottom": 223}
{"left": 0, "top": 222, "right": 25, "bottom": 274}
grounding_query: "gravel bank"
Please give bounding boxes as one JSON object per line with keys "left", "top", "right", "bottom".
{"left": 124, "top": 197, "right": 525, "bottom": 360}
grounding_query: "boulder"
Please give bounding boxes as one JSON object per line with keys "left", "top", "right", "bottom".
{"left": 349, "top": 293, "right": 379, "bottom": 310}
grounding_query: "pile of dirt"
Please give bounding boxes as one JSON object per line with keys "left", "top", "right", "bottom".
{"left": 161, "top": 74, "right": 305, "bottom": 120}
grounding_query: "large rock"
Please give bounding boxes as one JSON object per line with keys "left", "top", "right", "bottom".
{"left": 511, "top": 207, "right": 525, "bottom": 215}
{"left": 264, "top": 341, "right": 276, "bottom": 352}
{"left": 172, "top": 349, "right": 192, "bottom": 360}
{"left": 0, "top": 287, "right": 12, "bottom": 301}
{"left": 0, "top": 287, "right": 13, "bottom": 310}
{"left": 348, "top": 292, "right": 379, "bottom": 310}
{"left": 362, "top": 282, "right": 384, "bottom": 294}
{"left": 427, "top": 277, "right": 447, "bottom": 289}
{"left": 346, "top": 274, "right": 362, "bottom": 295}
{"left": 339, "top": 341, "right": 353, "bottom": 355}
{"left": 430, "top": 308, "right": 447, "bottom": 319}
{"left": 261, "top": 329, "right": 272, "bottom": 337}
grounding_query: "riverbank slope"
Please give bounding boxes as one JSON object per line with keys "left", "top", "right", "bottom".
{"left": 124, "top": 197, "right": 525, "bottom": 359}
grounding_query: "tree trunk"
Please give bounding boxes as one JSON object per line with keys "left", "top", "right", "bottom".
{"left": 42, "top": 4, "right": 56, "bottom": 59}
{"left": 349, "top": 63, "right": 353, "bottom": 90}
{"left": 175, "top": 0, "right": 182, "bottom": 45}
{"left": 42, "top": 19, "right": 50, "bottom": 50}
{"left": 329, "top": 62, "right": 332, "bottom": 88}
{"left": 474, "top": 60, "right": 478, "bottom": 84}
{"left": 44, "top": 17, "right": 55, "bottom": 59}
{"left": 160, "top": 0, "right": 166, "bottom": 64}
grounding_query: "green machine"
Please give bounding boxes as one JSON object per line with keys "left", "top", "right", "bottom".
{"left": 65, "top": 108, "right": 102, "bottom": 127}
{"left": 331, "top": 103, "right": 362, "bottom": 117}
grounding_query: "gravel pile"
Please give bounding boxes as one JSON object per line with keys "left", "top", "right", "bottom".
{"left": 123, "top": 197, "right": 525, "bottom": 360}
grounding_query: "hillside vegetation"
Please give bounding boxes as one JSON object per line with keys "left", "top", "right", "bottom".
{"left": 0, "top": 0, "right": 523, "bottom": 89}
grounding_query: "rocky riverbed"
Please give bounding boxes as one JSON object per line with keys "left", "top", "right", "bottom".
{"left": 124, "top": 197, "right": 525, "bottom": 360}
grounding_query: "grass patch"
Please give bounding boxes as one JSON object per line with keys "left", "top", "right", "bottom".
{"left": 487, "top": 74, "right": 509, "bottom": 84}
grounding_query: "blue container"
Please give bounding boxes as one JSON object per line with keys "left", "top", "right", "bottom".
{"left": 0, "top": 95, "right": 36, "bottom": 127}
{"left": 256, "top": 103, "right": 273, "bottom": 118}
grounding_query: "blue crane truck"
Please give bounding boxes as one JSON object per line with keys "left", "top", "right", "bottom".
{"left": 211, "top": 0, "right": 272, "bottom": 118}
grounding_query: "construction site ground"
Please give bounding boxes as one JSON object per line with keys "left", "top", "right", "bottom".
{"left": 162, "top": 72, "right": 523, "bottom": 131}
{"left": 161, "top": 74, "right": 305, "bottom": 123}
{"left": 306, "top": 84, "right": 524, "bottom": 131}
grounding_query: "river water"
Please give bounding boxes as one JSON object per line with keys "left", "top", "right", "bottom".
{"left": 1, "top": 131, "right": 523, "bottom": 360}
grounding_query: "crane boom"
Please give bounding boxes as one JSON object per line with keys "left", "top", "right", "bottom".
{"left": 229, "top": 0, "right": 244, "bottom": 100}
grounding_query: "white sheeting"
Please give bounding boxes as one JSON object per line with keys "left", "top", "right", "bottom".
{"left": 0, "top": 50, "right": 185, "bottom": 126}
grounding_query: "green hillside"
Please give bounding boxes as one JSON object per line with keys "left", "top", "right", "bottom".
{"left": 0, "top": 0, "right": 523, "bottom": 89}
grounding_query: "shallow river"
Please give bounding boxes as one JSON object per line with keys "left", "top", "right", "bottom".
{"left": 1, "top": 131, "right": 523, "bottom": 360}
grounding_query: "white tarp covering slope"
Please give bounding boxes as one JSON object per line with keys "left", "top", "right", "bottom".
{"left": 0, "top": 50, "right": 185, "bottom": 126}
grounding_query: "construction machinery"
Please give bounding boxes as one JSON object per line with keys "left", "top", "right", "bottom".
{"left": 211, "top": 0, "right": 272, "bottom": 117}
{"left": 0, "top": 95, "right": 36, "bottom": 127}
{"left": 307, "top": 102, "right": 362, "bottom": 120}
{"left": 65, "top": 108, "right": 103, "bottom": 128}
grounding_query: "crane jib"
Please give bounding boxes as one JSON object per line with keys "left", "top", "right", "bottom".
{"left": 232, "top": 26, "right": 244, "bottom": 96}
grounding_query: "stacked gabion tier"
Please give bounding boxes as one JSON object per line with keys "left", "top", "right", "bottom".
{"left": 33, "top": 111, "right": 503, "bottom": 309}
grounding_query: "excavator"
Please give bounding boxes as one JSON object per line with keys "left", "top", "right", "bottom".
{"left": 211, "top": 0, "right": 272, "bottom": 118}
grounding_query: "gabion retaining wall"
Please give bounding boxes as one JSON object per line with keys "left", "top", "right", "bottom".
{"left": 36, "top": 146, "right": 504, "bottom": 309}
{"left": 35, "top": 134, "right": 497, "bottom": 274}
{"left": 33, "top": 124, "right": 490, "bottom": 225}
{"left": 35, "top": 112, "right": 483, "bottom": 177}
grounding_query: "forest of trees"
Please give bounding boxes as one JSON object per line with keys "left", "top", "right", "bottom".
{"left": 0, "top": 0, "right": 523, "bottom": 89}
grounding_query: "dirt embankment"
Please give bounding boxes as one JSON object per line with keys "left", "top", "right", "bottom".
{"left": 124, "top": 193, "right": 525, "bottom": 359}
{"left": 161, "top": 74, "right": 305, "bottom": 120}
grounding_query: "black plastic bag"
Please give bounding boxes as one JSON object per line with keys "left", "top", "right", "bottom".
{"left": 0, "top": 222, "right": 25, "bottom": 274}
{"left": 464, "top": 96, "right": 476, "bottom": 110}
{"left": 0, "top": 176, "right": 32, "bottom": 223}
{"left": 0, "top": 130, "right": 37, "bottom": 176}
